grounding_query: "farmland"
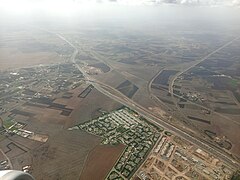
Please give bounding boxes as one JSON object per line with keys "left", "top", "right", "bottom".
{"left": 1, "top": 8, "right": 240, "bottom": 179}
{"left": 80, "top": 144, "right": 125, "bottom": 180}
{"left": 0, "top": 57, "right": 121, "bottom": 178}
{"left": 72, "top": 107, "right": 163, "bottom": 179}
{"left": 0, "top": 27, "right": 71, "bottom": 70}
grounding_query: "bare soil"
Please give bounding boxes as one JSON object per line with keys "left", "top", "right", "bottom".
{"left": 80, "top": 144, "right": 125, "bottom": 180}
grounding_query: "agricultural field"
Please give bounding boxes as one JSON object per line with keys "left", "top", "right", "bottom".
{"left": 0, "top": 28, "right": 71, "bottom": 70}
{"left": 89, "top": 63, "right": 111, "bottom": 73}
{"left": 0, "top": 60, "right": 122, "bottom": 178}
{"left": 148, "top": 39, "right": 240, "bottom": 160}
{"left": 72, "top": 108, "right": 163, "bottom": 179}
{"left": 116, "top": 80, "right": 139, "bottom": 99}
{"left": 152, "top": 70, "right": 179, "bottom": 87}
{"left": 1, "top": 8, "right": 240, "bottom": 179}
{"left": 80, "top": 144, "right": 125, "bottom": 180}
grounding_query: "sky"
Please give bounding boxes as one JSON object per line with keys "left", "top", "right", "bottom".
{"left": 0, "top": 0, "right": 240, "bottom": 45}
{"left": 95, "top": 0, "right": 240, "bottom": 6}
{"left": 0, "top": 0, "right": 239, "bottom": 19}
{"left": 1, "top": 0, "right": 240, "bottom": 10}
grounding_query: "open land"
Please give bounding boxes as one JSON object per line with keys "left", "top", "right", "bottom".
{"left": 80, "top": 144, "right": 125, "bottom": 180}
{"left": 0, "top": 18, "right": 240, "bottom": 180}
{"left": 0, "top": 60, "right": 122, "bottom": 178}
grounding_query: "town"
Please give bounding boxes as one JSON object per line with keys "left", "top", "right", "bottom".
{"left": 71, "top": 107, "right": 237, "bottom": 180}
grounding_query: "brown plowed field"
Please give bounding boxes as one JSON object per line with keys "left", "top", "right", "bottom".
{"left": 80, "top": 144, "right": 125, "bottom": 180}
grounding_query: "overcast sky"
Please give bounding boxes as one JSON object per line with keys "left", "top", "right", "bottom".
{"left": 0, "top": 0, "right": 239, "bottom": 18}
{"left": 1, "top": 0, "right": 240, "bottom": 7}
{"left": 94, "top": 0, "right": 240, "bottom": 6}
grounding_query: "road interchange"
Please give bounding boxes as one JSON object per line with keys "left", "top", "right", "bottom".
{"left": 55, "top": 32, "right": 240, "bottom": 170}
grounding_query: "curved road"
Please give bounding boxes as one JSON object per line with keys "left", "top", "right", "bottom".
{"left": 55, "top": 32, "right": 240, "bottom": 170}
{"left": 169, "top": 36, "right": 240, "bottom": 95}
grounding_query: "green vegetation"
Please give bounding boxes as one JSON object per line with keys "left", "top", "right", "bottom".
{"left": 3, "top": 118, "right": 15, "bottom": 129}
{"left": 230, "top": 79, "right": 239, "bottom": 89}
{"left": 139, "top": 116, "right": 164, "bottom": 132}
{"left": 158, "top": 126, "right": 164, "bottom": 132}
{"left": 116, "top": 126, "right": 126, "bottom": 133}
{"left": 77, "top": 108, "right": 162, "bottom": 179}
{"left": 231, "top": 171, "right": 240, "bottom": 180}
{"left": 165, "top": 131, "right": 172, "bottom": 136}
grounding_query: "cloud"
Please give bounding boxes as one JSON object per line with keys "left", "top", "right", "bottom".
{"left": 232, "top": 0, "right": 240, "bottom": 5}
{"left": 3, "top": 0, "right": 238, "bottom": 7}
{"left": 97, "top": 0, "right": 240, "bottom": 6}
{"left": 0, "top": 0, "right": 239, "bottom": 15}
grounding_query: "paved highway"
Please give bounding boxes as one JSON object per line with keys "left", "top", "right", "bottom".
{"left": 169, "top": 36, "right": 240, "bottom": 95}
{"left": 167, "top": 36, "right": 240, "bottom": 127}
{"left": 55, "top": 33, "right": 239, "bottom": 170}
